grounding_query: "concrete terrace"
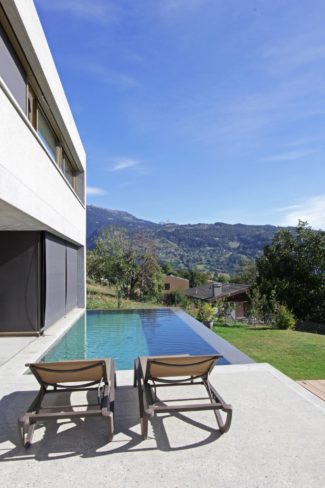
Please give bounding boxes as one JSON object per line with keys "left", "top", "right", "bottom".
{"left": 0, "top": 313, "right": 324, "bottom": 488}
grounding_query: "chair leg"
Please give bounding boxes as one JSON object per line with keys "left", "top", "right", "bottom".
{"left": 214, "top": 407, "right": 233, "bottom": 434}
{"left": 107, "top": 411, "right": 114, "bottom": 442}
{"left": 133, "top": 360, "right": 138, "bottom": 387}
{"left": 18, "top": 415, "right": 35, "bottom": 448}
{"left": 141, "top": 415, "right": 149, "bottom": 440}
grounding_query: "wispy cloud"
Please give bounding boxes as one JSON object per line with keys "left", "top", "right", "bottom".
{"left": 158, "top": 0, "right": 211, "bottom": 19}
{"left": 279, "top": 195, "right": 325, "bottom": 230}
{"left": 35, "top": 0, "right": 114, "bottom": 24}
{"left": 110, "top": 158, "right": 139, "bottom": 172}
{"left": 262, "top": 37, "right": 325, "bottom": 75}
{"left": 86, "top": 186, "right": 107, "bottom": 196}
{"left": 263, "top": 150, "right": 312, "bottom": 162}
{"left": 87, "top": 64, "right": 139, "bottom": 89}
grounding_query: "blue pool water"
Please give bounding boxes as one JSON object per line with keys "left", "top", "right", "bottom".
{"left": 42, "top": 309, "right": 228, "bottom": 370}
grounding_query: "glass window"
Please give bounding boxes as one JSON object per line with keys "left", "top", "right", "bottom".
{"left": 27, "top": 85, "right": 36, "bottom": 128}
{"left": 37, "top": 108, "right": 56, "bottom": 160}
{"left": 62, "top": 151, "right": 76, "bottom": 189}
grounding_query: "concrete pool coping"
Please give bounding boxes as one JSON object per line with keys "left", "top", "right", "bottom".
{"left": 174, "top": 308, "right": 254, "bottom": 364}
{"left": 0, "top": 308, "right": 86, "bottom": 376}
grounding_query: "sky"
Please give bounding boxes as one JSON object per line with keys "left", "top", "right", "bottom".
{"left": 34, "top": 0, "right": 325, "bottom": 229}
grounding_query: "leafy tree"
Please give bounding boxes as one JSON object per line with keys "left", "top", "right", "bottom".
{"left": 231, "top": 258, "right": 257, "bottom": 285}
{"left": 91, "top": 227, "right": 163, "bottom": 303}
{"left": 217, "top": 274, "right": 230, "bottom": 283}
{"left": 136, "top": 233, "right": 164, "bottom": 300}
{"left": 182, "top": 267, "right": 209, "bottom": 287}
{"left": 161, "top": 261, "right": 176, "bottom": 275}
{"left": 256, "top": 221, "right": 325, "bottom": 321}
{"left": 247, "top": 287, "right": 269, "bottom": 323}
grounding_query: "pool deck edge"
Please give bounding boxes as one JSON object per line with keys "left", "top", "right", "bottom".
{"left": 174, "top": 308, "right": 255, "bottom": 365}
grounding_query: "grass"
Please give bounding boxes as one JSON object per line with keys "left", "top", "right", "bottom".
{"left": 87, "top": 281, "right": 164, "bottom": 310}
{"left": 213, "top": 320, "right": 325, "bottom": 380}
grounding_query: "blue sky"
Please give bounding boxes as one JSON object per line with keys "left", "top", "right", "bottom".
{"left": 35, "top": 0, "right": 325, "bottom": 228}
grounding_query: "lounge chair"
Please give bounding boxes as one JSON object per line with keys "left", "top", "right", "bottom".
{"left": 134, "top": 354, "right": 232, "bottom": 439}
{"left": 18, "top": 358, "right": 115, "bottom": 447}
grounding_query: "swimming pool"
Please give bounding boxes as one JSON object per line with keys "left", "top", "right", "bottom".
{"left": 41, "top": 309, "right": 231, "bottom": 370}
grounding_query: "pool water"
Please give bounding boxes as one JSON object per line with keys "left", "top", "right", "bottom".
{"left": 42, "top": 309, "right": 227, "bottom": 370}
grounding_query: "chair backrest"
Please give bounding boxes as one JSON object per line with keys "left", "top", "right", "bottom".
{"left": 29, "top": 360, "right": 107, "bottom": 386}
{"left": 146, "top": 354, "right": 222, "bottom": 380}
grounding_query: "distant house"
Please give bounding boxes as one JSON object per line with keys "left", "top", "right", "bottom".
{"left": 185, "top": 282, "right": 250, "bottom": 319}
{"left": 163, "top": 274, "right": 190, "bottom": 292}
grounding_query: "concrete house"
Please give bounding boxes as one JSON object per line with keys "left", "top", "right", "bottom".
{"left": 0, "top": 0, "right": 86, "bottom": 334}
{"left": 185, "top": 282, "right": 250, "bottom": 319}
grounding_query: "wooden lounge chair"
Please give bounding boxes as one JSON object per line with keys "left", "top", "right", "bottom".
{"left": 134, "top": 354, "right": 232, "bottom": 439}
{"left": 18, "top": 358, "right": 115, "bottom": 447}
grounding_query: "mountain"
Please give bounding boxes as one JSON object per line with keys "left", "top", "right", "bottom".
{"left": 87, "top": 205, "right": 281, "bottom": 273}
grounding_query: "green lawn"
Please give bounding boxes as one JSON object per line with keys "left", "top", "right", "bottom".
{"left": 213, "top": 321, "right": 325, "bottom": 380}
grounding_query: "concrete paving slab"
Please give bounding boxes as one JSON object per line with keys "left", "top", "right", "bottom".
{"left": 0, "top": 313, "right": 324, "bottom": 487}
{"left": 0, "top": 364, "right": 324, "bottom": 488}
{"left": 0, "top": 336, "right": 37, "bottom": 366}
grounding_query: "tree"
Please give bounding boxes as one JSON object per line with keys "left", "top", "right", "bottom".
{"left": 135, "top": 232, "right": 163, "bottom": 300}
{"left": 161, "top": 261, "right": 176, "bottom": 275}
{"left": 182, "top": 267, "right": 209, "bottom": 287}
{"left": 90, "top": 227, "right": 163, "bottom": 303}
{"left": 231, "top": 258, "right": 257, "bottom": 285}
{"left": 256, "top": 221, "right": 325, "bottom": 321}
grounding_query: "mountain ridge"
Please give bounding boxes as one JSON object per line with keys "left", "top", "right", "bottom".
{"left": 87, "top": 205, "right": 282, "bottom": 273}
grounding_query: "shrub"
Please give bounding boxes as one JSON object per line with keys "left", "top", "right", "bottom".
{"left": 275, "top": 305, "right": 296, "bottom": 330}
{"left": 162, "top": 290, "right": 188, "bottom": 307}
{"left": 197, "top": 303, "right": 215, "bottom": 324}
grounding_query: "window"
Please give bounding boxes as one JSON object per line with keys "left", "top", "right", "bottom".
{"left": 62, "top": 150, "right": 76, "bottom": 190}
{"left": 27, "top": 85, "right": 36, "bottom": 128}
{"left": 37, "top": 108, "right": 56, "bottom": 160}
{"left": 164, "top": 283, "right": 171, "bottom": 291}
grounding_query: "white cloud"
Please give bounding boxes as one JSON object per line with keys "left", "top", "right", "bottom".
{"left": 262, "top": 37, "right": 325, "bottom": 75}
{"left": 35, "top": 0, "right": 114, "bottom": 24}
{"left": 86, "top": 186, "right": 107, "bottom": 196}
{"left": 263, "top": 150, "right": 312, "bottom": 162}
{"left": 159, "top": 0, "right": 211, "bottom": 18}
{"left": 110, "top": 159, "right": 139, "bottom": 172}
{"left": 87, "top": 64, "right": 139, "bottom": 89}
{"left": 279, "top": 195, "right": 325, "bottom": 229}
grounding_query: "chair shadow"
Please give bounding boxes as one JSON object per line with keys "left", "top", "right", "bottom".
{"left": 0, "top": 386, "right": 223, "bottom": 462}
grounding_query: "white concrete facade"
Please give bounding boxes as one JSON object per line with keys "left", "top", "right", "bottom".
{"left": 0, "top": 80, "right": 85, "bottom": 244}
{"left": 0, "top": 0, "right": 86, "bottom": 329}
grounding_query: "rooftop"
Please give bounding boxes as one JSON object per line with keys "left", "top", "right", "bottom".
{"left": 185, "top": 282, "right": 250, "bottom": 301}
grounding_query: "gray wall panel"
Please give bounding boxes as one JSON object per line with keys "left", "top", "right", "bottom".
{"left": 0, "top": 23, "right": 26, "bottom": 110}
{"left": 44, "top": 233, "right": 66, "bottom": 328}
{"left": 0, "top": 232, "right": 40, "bottom": 332}
{"left": 66, "top": 242, "right": 78, "bottom": 312}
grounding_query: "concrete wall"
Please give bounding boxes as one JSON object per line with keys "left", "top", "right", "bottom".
{"left": 1, "top": 0, "right": 86, "bottom": 171}
{"left": 164, "top": 275, "right": 190, "bottom": 292}
{"left": 0, "top": 0, "right": 86, "bottom": 309}
{"left": 0, "top": 82, "right": 85, "bottom": 246}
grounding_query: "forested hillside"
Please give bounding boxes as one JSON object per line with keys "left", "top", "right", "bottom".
{"left": 87, "top": 205, "right": 282, "bottom": 273}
